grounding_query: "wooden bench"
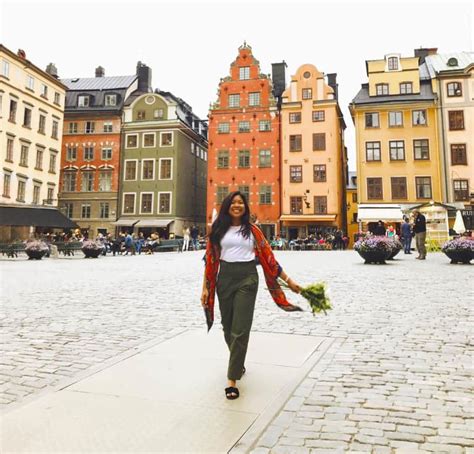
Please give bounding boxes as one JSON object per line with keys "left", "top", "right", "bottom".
{"left": 154, "top": 239, "right": 183, "bottom": 252}
{"left": 0, "top": 242, "right": 26, "bottom": 258}
{"left": 54, "top": 241, "right": 83, "bottom": 256}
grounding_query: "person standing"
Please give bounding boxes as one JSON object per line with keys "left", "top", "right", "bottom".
{"left": 374, "top": 220, "right": 386, "bottom": 236}
{"left": 190, "top": 225, "right": 199, "bottom": 250}
{"left": 182, "top": 226, "right": 191, "bottom": 252}
{"left": 401, "top": 217, "right": 412, "bottom": 254}
{"left": 201, "top": 191, "right": 302, "bottom": 400}
{"left": 412, "top": 210, "right": 427, "bottom": 260}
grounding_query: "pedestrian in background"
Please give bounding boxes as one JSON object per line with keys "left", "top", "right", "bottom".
{"left": 374, "top": 220, "right": 386, "bottom": 236}
{"left": 412, "top": 210, "right": 427, "bottom": 260}
{"left": 401, "top": 217, "right": 412, "bottom": 254}
{"left": 182, "top": 225, "right": 191, "bottom": 251}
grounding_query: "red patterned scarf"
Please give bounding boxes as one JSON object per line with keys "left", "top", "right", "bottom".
{"left": 204, "top": 224, "right": 302, "bottom": 331}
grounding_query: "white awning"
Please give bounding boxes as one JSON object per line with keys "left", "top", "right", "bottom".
{"left": 135, "top": 219, "right": 174, "bottom": 228}
{"left": 357, "top": 204, "right": 404, "bottom": 222}
{"left": 112, "top": 218, "right": 139, "bottom": 226}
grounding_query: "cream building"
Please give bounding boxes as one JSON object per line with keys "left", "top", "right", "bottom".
{"left": 0, "top": 45, "right": 73, "bottom": 240}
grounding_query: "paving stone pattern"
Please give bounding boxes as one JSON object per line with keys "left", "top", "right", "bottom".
{"left": 1, "top": 251, "right": 473, "bottom": 453}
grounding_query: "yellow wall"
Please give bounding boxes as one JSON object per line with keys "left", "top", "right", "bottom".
{"left": 346, "top": 188, "right": 358, "bottom": 246}
{"left": 368, "top": 57, "right": 420, "bottom": 96}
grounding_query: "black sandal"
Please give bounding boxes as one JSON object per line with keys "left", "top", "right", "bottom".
{"left": 225, "top": 387, "right": 239, "bottom": 400}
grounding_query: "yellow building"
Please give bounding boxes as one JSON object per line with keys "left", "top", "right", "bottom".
{"left": 346, "top": 171, "right": 359, "bottom": 247}
{"left": 280, "top": 64, "right": 347, "bottom": 240}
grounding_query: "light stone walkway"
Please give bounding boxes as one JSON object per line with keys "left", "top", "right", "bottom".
{"left": 1, "top": 250, "right": 473, "bottom": 453}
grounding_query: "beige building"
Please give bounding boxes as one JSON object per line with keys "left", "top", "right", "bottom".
{"left": 0, "top": 45, "right": 73, "bottom": 240}
{"left": 280, "top": 64, "right": 347, "bottom": 239}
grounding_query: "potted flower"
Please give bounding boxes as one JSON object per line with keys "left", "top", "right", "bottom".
{"left": 442, "top": 237, "right": 474, "bottom": 264}
{"left": 81, "top": 240, "right": 103, "bottom": 258}
{"left": 386, "top": 238, "right": 403, "bottom": 260}
{"left": 24, "top": 240, "right": 49, "bottom": 260}
{"left": 354, "top": 236, "right": 393, "bottom": 264}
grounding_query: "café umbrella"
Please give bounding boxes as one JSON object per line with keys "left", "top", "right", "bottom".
{"left": 453, "top": 210, "right": 466, "bottom": 235}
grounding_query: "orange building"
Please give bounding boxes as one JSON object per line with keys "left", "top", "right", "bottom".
{"left": 207, "top": 43, "right": 281, "bottom": 238}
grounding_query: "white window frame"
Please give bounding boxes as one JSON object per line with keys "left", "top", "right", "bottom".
{"left": 160, "top": 131, "right": 174, "bottom": 147}
{"left": 104, "top": 94, "right": 117, "bottom": 106}
{"left": 249, "top": 92, "right": 261, "bottom": 106}
{"left": 41, "top": 84, "right": 48, "bottom": 98}
{"left": 124, "top": 159, "right": 138, "bottom": 181}
{"left": 101, "top": 147, "right": 112, "bottom": 160}
{"left": 26, "top": 75, "right": 35, "bottom": 90}
{"left": 143, "top": 132, "right": 156, "bottom": 148}
{"left": 228, "top": 94, "right": 240, "bottom": 108}
{"left": 239, "top": 66, "right": 250, "bottom": 80}
{"left": 125, "top": 133, "right": 138, "bottom": 149}
{"left": 81, "top": 203, "right": 92, "bottom": 219}
{"left": 122, "top": 192, "right": 136, "bottom": 215}
{"left": 103, "top": 122, "right": 113, "bottom": 133}
{"left": 388, "top": 111, "right": 403, "bottom": 127}
{"left": 78, "top": 95, "right": 89, "bottom": 107}
{"left": 157, "top": 191, "right": 172, "bottom": 214}
{"left": 139, "top": 192, "right": 154, "bottom": 215}
{"left": 159, "top": 158, "right": 173, "bottom": 180}
{"left": 142, "top": 159, "right": 155, "bottom": 180}
{"left": 1, "top": 60, "right": 9, "bottom": 77}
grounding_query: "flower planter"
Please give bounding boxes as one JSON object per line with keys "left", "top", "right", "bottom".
{"left": 26, "top": 249, "right": 47, "bottom": 260}
{"left": 387, "top": 247, "right": 402, "bottom": 260}
{"left": 442, "top": 238, "right": 474, "bottom": 264}
{"left": 82, "top": 248, "right": 102, "bottom": 258}
{"left": 357, "top": 249, "right": 391, "bottom": 264}
{"left": 443, "top": 249, "right": 473, "bottom": 264}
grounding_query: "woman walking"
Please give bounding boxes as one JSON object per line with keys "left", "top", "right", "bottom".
{"left": 201, "top": 191, "right": 302, "bottom": 400}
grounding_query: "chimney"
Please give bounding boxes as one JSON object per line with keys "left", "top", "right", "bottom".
{"left": 136, "top": 61, "right": 152, "bottom": 93}
{"left": 95, "top": 66, "right": 105, "bottom": 78}
{"left": 45, "top": 63, "right": 59, "bottom": 79}
{"left": 327, "top": 73, "right": 338, "bottom": 100}
{"left": 271, "top": 61, "right": 287, "bottom": 108}
{"left": 414, "top": 47, "right": 438, "bottom": 64}
{"left": 17, "top": 49, "right": 26, "bottom": 59}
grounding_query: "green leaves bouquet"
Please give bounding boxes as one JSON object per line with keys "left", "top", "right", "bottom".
{"left": 278, "top": 279, "right": 332, "bottom": 316}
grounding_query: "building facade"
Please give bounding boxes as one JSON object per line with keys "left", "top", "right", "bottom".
{"left": 207, "top": 43, "right": 281, "bottom": 238}
{"left": 346, "top": 171, "right": 358, "bottom": 247}
{"left": 119, "top": 91, "right": 208, "bottom": 237}
{"left": 59, "top": 66, "right": 139, "bottom": 237}
{"left": 0, "top": 45, "right": 70, "bottom": 240}
{"left": 280, "top": 64, "right": 347, "bottom": 239}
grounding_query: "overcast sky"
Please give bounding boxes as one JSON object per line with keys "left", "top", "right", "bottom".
{"left": 1, "top": 0, "right": 472, "bottom": 169}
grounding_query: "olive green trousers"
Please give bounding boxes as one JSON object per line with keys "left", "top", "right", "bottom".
{"left": 217, "top": 260, "right": 259, "bottom": 381}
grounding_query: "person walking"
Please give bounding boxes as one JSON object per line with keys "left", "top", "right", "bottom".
{"left": 182, "top": 226, "right": 191, "bottom": 252}
{"left": 201, "top": 191, "right": 302, "bottom": 400}
{"left": 191, "top": 225, "right": 199, "bottom": 250}
{"left": 401, "top": 217, "right": 412, "bottom": 254}
{"left": 412, "top": 210, "right": 427, "bottom": 259}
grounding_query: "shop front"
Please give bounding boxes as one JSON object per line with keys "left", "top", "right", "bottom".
{"left": 280, "top": 214, "right": 338, "bottom": 240}
{"left": 135, "top": 219, "right": 174, "bottom": 239}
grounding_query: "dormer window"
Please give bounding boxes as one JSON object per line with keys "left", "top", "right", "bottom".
{"left": 376, "top": 83, "right": 389, "bottom": 96}
{"left": 447, "top": 57, "right": 458, "bottom": 67}
{"left": 387, "top": 56, "right": 399, "bottom": 71}
{"left": 78, "top": 95, "right": 89, "bottom": 107}
{"left": 104, "top": 94, "right": 117, "bottom": 106}
{"left": 447, "top": 82, "right": 462, "bottom": 97}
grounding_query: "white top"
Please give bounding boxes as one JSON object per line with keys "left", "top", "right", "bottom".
{"left": 220, "top": 225, "right": 255, "bottom": 262}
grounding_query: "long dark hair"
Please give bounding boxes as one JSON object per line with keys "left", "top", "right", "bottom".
{"left": 209, "top": 191, "right": 251, "bottom": 248}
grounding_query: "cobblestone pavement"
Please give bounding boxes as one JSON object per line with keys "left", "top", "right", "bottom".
{"left": 1, "top": 251, "right": 473, "bottom": 453}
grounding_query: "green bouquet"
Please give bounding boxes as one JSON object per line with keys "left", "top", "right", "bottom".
{"left": 278, "top": 279, "right": 332, "bottom": 316}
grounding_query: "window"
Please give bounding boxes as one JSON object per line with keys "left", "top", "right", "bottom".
{"left": 2, "top": 60, "right": 9, "bottom": 77}
{"left": 143, "top": 133, "right": 155, "bottom": 147}
{"left": 23, "top": 108, "right": 32, "bottom": 128}
{"left": 160, "top": 132, "right": 173, "bottom": 146}
{"left": 290, "top": 135, "right": 302, "bottom": 152}
{"left": 54, "top": 92, "right": 60, "bottom": 105}
{"left": 290, "top": 165, "right": 302, "bottom": 183}
{"left": 313, "top": 133, "right": 326, "bottom": 151}
{"left": 124, "top": 161, "right": 137, "bottom": 180}
{"left": 400, "top": 82, "right": 413, "bottom": 94}
{"left": 104, "top": 94, "right": 117, "bottom": 106}
{"left": 259, "top": 120, "right": 271, "bottom": 131}
{"left": 81, "top": 204, "right": 91, "bottom": 218}
{"left": 85, "top": 121, "right": 95, "bottom": 133}
{"left": 239, "top": 66, "right": 250, "bottom": 80}
{"left": 312, "top": 111, "right": 325, "bottom": 122}
{"left": 258, "top": 149, "right": 271, "bottom": 168}
{"left": 49, "top": 152, "right": 57, "bottom": 173}
{"left": 448, "top": 111, "right": 464, "bottom": 130}
{"left": 140, "top": 193, "right": 153, "bottom": 214}
{"left": 6, "top": 138, "right": 14, "bottom": 162}
{"left": 412, "top": 110, "right": 427, "bottom": 126}
{"left": 451, "top": 144, "right": 467, "bottom": 165}
{"left": 123, "top": 194, "right": 135, "bottom": 214}
{"left": 154, "top": 108, "right": 164, "bottom": 119}
{"left": 78, "top": 95, "right": 89, "bottom": 107}
{"left": 290, "top": 196, "right": 303, "bottom": 214}
{"left": 289, "top": 112, "right": 301, "bottom": 123}
{"left": 453, "top": 180, "right": 469, "bottom": 201}
{"left": 367, "top": 177, "right": 383, "bottom": 199}
{"left": 217, "top": 150, "right": 229, "bottom": 168}
{"left": 388, "top": 111, "right": 403, "bottom": 127}
{"left": 41, "top": 84, "right": 48, "bottom": 98}
{"left": 391, "top": 177, "right": 407, "bottom": 199}
{"left": 415, "top": 177, "right": 432, "bottom": 199}
{"left": 259, "top": 185, "right": 272, "bottom": 204}
{"left": 249, "top": 92, "right": 260, "bottom": 106}
{"left": 64, "top": 203, "right": 73, "bottom": 218}
{"left": 365, "top": 112, "right": 379, "bottom": 128}
{"left": 352, "top": 193, "right": 358, "bottom": 203}
{"left": 238, "top": 185, "right": 250, "bottom": 201}
{"left": 137, "top": 110, "right": 146, "bottom": 120}
{"left": 387, "top": 57, "right": 399, "bottom": 70}
{"left": 101, "top": 147, "right": 112, "bottom": 160}
{"left": 142, "top": 159, "right": 154, "bottom": 179}
{"left": 414, "top": 139, "right": 430, "bottom": 160}
{"left": 314, "top": 196, "right": 327, "bottom": 214}
{"left": 98, "top": 171, "right": 112, "bottom": 191}
{"left": 126, "top": 134, "right": 138, "bottom": 148}
{"left": 81, "top": 172, "right": 94, "bottom": 192}
{"left": 26, "top": 75, "right": 35, "bottom": 90}
{"left": 63, "top": 172, "right": 76, "bottom": 191}
{"left": 84, "top": 146, "right": 94, "bottom": 161}
{"left": 228, "top": 94, "right": 240, "bottom": 108}
{"left": 99, "top": 202, "right": 109, "bottom": 218}
{"left": 103, "top": 122, "right": 113, "bottom": 133}
{"left": 46, "top": 187, "right": 54, "bottom": 204}
{"left": 17, "top": 180, "right": 26, "bottom": 202}
{"left": 66, "top": 146, "right": 77, "bottom": 161}
{"left": 376, "top": 84, "right": 389, "bottom": 95}
{"left": 238, "top": 121, "right": 250, "bottom": 132}
{"left": 52, "top": 120, "right": 59, "bottom": 139}
{"left": 9, "top": 99, "right": 17, "bottom": 122}
{"left": 20, "top": 145, "right": 29, "bottom": 166}
{"left": 69, "top": 122, "right": 78, "bottom": 134}
{"left": 302, "top": 88, "right": 312, "bottom": 100}
{"left": 447, "top": 82, "right": 462, "bottom": 97}
{"left": 159, "top": 158, "right": 172, "bottom": 179}
{"left": 38, "top": 114, "right": 46, "bottom": 134}
{"left": 217, "top": 186, "right": 229, "bottom": 204}
{"left": 3, "top": 173, "right": 11, "bottom": 197}
{"left": 35, "top": 149, "right": 43, "bottom": 169}
{"left": 158, "top": 192, "right": 171, "bottom": 213}
{"left": 313, "top": 164, "right": 327, "bottom": 182}
{"left": 218, "top": 122, "right": 230, "bottom": 134}
{"left": 389, "top": 141, "right": 405, "bottom": 161}
{"left": 238, "top": 150, "right": 250, "bottom": 168}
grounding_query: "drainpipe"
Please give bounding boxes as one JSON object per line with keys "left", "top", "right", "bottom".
{"left": 437, "top": 78, "right": 449, "bottom": 203}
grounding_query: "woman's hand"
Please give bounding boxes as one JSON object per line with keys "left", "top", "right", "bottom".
{"left": 287, "top": 279, "right": 302, "bottom": 294}
{"left": 201, "top": 288, "right": 209, "bottom": 308}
